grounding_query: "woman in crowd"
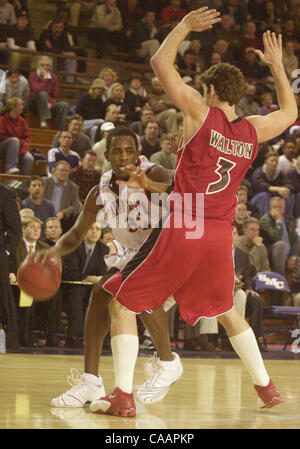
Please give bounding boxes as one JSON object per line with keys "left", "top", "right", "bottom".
{"left": 0, "top": 97, "right": 33, "bottom": 174}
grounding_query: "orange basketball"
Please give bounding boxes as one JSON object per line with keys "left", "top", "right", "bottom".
{"left": 17, "top": 257, "right": 61, "bottom": 301}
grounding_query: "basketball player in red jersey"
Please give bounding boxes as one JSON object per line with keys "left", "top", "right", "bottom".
{"left": 37, "top": 127, "right": 183, "bottom": 416}
{"left": 93, "top": 7, "right": 297, "bottom": 413}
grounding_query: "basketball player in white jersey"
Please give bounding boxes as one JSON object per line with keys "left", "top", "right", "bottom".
{"left": 38, "top": 127, "right": 183, "bottom": 417}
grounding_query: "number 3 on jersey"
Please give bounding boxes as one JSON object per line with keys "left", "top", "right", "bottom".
{"left": 206, "top": 157, "right": 236, "bottom": 194}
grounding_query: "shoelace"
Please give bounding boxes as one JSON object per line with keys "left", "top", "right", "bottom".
{"left": 143, "top": 352, "right": 166, "bottom": 389}
{"left": 66, "top": 368, "right": 84, "bottom": 391}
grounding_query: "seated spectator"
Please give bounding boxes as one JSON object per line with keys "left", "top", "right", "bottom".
{"left": 232, "top": 225, "right": 266, "bottom": 350}
{"left": 10, "top": 0, "right": 28, "bottom": 15}
{"left": 150, "top": 133, "right": 177, "bottom": 173}
{"left": 213, "top": 39, "right": 235, "bottom": 64}
{"left": 124, "top": 72, "right": 148, "bottom": 122}
{"left": 93, "top": 121, "right": 115, "bottom": 173}
{"left": 0, "top": 96, "right": 33, "bottom": 174}
{"left": 15, "top": 216, "right": 61, "bottom": 347}
{"left": 51, "top": 114, "right": 92, "bottom": 159}
{"left": 93, "top": 104, "right": 123, "bottom": 145}
{"left": 140, "top": 120, "right": 161, "bottom": 160}
{"left": 131, "top": 105, "right": 156, "bottom": 136}
{"left": 98, "top": 66, "right": 117, "bottom": 102}
{"left": 187, "top": 39, "right": 206, "bottom": 73}
{"left": 235, "top": 217, "right": 271, "bottom": 273}
{"left": 209, "top": 51, "right": 222, "bottom": 66}
{"left": 100, "top": 226, "right": 114, "bottom": 244}
{"left": 6, "top": 10, "right": 36, "bottom": 72}
{"left": 251, "top": 150, "right": 295, "bottom": 218}
{"left": 48, "top": 130, "right": 81, "bottom": 174}
{"left": 233, "top": 202, "right": 248, "bottom": 236}
{"left": 215, "top": 14, "right": 240, "bottom": 49}
{"left": 0, "top": 0, "right": 16, "bottom": 25}
{"left": 129, "top": 8, "right": 160, "bottom": 59}
{"left": 259, "top": 92, "right": 279, "bottom": 116}
{"left": 21, "top": 175, "right": 56, "bottom": 239}
{"left": 105, "top": 82, "right": 131, "bottom": 125}
{"left": 160, "top": 0, "right": 186, "bottom": 26}
{"left": 176, "top": 49, "right": 199, "bottom": 77}
{"left": 29, "top": 56, "right": 69, "bottom": 130}
{"left": 37, "top": 17, "right": 77, "bottom": 83}
{"left": 220, "top": 0, "right": 247, "bottom": 33}
{"left": 148, "top": 77, "right": 179, "bottom": 135}
{"left": 0, "top": 68, "right": 29, "bottom": 109}
{"left": 155, "top": 15, "right": 180, "bottom": 45}
{"left": 0, "top": 11, "right": 8, "bottom": 65}
{"left": 282, "top": 40, "right": 298, "bottom": 81}
{"left": 44, "top": 216, "right": 62, "bottom": 246}
{"left": 239, "top": 47, "right": 268, "bottom": 82}
{"left": 62, "top": 222, "right": 109, "bottom": 348}
{"left": 69, "top": 150, "right": 100, "bottom": 203}
{"left": 42, "top": 160, "right": 82, "bottom": 232}
{"left": 89, "top": 0, "right": 125, "bottom": 58}
{"left": 247, "top": 0, "right": 268, "bottom": 22}
{"left": 278, "top": 139, "right": 297, "bottom": 175}
{"left": 54, "top": 5, "right": 88, "bottom": 77}
{"left": 67, "top": 0, "right": 97, "bottom": 27}
{"left": 239, "top": 21, "right": 263, "bottom": 57}
{"left": 119, "top": 0, "right": 144, "bottom": 51}
{"left": 19, "top": 207, "right": 34, "bottom": 220}
{"left": 287, "top": 155, "right": 300, "bottom": 219}
{"left": 237, "top": 184, "right": 259, "bottom": 218}
{"left": 260, "top": 196, "right": 299, "bottom": 305}
{"left": 75, "top": 78, "right": 105, "bottom": 143}
{"left": 282, "top": 19, "right": 300, "bottom": 43}
{"left": 236, "top": 83, "right": 261, "bottom": 118}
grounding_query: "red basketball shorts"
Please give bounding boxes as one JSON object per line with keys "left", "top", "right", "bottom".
{"left": 103, "top": 215, "right": 235, "bottom": 325}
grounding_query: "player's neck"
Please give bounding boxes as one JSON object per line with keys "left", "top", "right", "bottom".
{"left": 215, "top": 102, "right": 238, "bottom": 122}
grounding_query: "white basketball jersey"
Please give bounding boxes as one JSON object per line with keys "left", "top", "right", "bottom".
{"left": 96, "top": 160, "right": 156, "bottom": 269}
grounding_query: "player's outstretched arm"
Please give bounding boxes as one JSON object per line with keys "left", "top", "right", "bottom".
{"left": 35, "top": 186, "right": 100, "bottom": 263}
{"left": 151, "top": 7, "right": 220, "bottom": 119}
{"left": 116, "top": 165, "right": 171, "bottom": 194}
{"left": 246, "top": 31, "right": 298, "bottom": 143}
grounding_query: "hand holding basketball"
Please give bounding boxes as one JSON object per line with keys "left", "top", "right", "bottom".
{"left": 17, "top": 253, "right": 61, "bottom": 301}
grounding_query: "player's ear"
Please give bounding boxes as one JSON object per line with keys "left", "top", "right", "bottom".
{"left": 104, "top": 151, "right": 110, "bottom": 161}
{"left": 209, "top": 84, "right": 216, "bottom": 97}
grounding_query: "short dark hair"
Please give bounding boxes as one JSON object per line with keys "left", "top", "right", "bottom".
{"left": 106, "top": 126, "right": 138, "bottom": 153}
{"left": 83, "top": 150, "right": 97, "bottom": 158}
{"left": 27, "top": 175, "right": 44, "bottom": 187}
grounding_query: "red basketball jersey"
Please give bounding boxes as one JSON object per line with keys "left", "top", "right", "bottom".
{"left": 171, "top": 106, "right": 258, "bottom": 222}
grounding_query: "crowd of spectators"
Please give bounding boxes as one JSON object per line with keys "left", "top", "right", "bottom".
{"left": 1, "top": 0, "right": 300, "bottom": 352}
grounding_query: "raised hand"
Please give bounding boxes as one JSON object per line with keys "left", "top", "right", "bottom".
{"left": 255, "top": 30, "right": 283, "bottom": 68}
{"left": 183, "top": 6, "right": 221, "bottom": 32}
{"left": 115, "top": 164, "right": 149, "bottom": 190}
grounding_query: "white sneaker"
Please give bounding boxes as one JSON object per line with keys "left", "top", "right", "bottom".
{"left": 136, "top": 352, "right": 183, "bottom": 404}
{"left": 50, "top": 368, "right": 105, "bottom": 408}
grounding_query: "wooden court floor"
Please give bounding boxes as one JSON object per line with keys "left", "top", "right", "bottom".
{"left": 1, "top": 353, "right": 300, "bottom": 430}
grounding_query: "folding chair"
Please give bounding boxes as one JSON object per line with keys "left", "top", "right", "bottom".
{"left": 253, "top": 271, "right": 300, "bottom": 350}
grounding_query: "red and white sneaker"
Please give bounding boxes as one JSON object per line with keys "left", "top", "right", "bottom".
{"left": 89, "top": 387, "right": 136, "bottom": 417}
{"left": 254, "top": 379, "right": 283, "bottom": 409}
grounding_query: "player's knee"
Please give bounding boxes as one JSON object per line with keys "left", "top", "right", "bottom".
{"left": 90, "top": 282, "right": 112, "bottom": 308}
{"left": 109, "top": 299, "right": 129, "bottom": 319}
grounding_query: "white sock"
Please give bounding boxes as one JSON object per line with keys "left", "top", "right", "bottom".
{"left": 229, "top": 328, "right": 270, "bottom": 387}
{"left": 111, "top": 334, "right": 139, "bottom": 394}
